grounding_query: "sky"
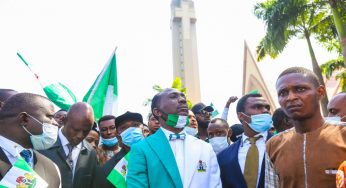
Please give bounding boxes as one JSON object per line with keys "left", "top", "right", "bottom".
{"left": 0, "top": 0, "right": 338, "bottom": 124}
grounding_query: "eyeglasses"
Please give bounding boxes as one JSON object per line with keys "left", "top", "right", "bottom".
{"left": 199, "top": 110, "right": 212, "bottom": 116}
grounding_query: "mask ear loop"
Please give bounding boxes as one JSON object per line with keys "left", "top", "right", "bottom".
{"left": 26, "top": 113, "right": 44, "bottom": 125}
{"left": 22, "top": 113, "right": 44, "bottom": 136}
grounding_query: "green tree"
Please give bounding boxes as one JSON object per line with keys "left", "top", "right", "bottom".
{"left": 312, "top": 0, "right": 346, "bottom": 92}
{"left": 254, "top": 0, "right": 329, "bottom": 115}
{"left": 327, "top": 0, "right": 346, "bottom": 66}
{"left": 143, "top": 77, "right": 193, "bottom": 109}
{"left": 320, "top": 56, "right": 346, "bottom": 91}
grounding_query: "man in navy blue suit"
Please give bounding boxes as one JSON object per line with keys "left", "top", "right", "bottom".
{"left": 217, "top": 93, "right": 273, "bottom": 188}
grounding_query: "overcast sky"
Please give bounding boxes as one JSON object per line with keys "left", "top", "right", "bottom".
{"left": 0, "top": 0, "right": 337, "bottom": 124}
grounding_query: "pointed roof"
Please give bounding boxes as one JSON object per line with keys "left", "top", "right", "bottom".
{"left": 242, "top": 41, "right": 277, "bottom": 113}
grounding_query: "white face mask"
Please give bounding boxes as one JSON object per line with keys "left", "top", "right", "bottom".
{"left": 325, "top": 116, "right": 341, "bottom": 124}
{"left": 209, "top": 136, "right": 229, "bottom": 154}
{"left": 185, "top": 126, "right": 198, "bottom": 136}
{"left": 23, "top": 114, "right": 58, "bottom": 150}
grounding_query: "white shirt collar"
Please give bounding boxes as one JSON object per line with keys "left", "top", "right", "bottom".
{"left": 241, "top": 131, "right": 268, "bottom": 145}
{"left": 0, "top": 135, "right": 29, "bottom": 158}
{"left": 160, "top": 127, "right": 185, "bottom": 141}
{"left": 58, "top": 127, "right": 82, "bottom": 149}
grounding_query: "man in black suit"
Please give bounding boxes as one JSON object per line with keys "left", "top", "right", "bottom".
{"left": 0, "top": 93, "right": 61, "bottom": 188}
{"left": 93, "top": 111, "right": 144, "bottom": 188}
{"left": 40, "top": 102, "right": 98, "bottom": 188}
{"left": 217, "top": 93, "right": 273, "bottom": 188}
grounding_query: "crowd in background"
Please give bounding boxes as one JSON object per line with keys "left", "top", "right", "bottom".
{"left": 0, "top": 66, "right": 346, "bottom": 188}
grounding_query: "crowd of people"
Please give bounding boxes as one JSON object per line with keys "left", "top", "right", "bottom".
{"left": 0, "top": 66, "right": 346, "bottom": 188}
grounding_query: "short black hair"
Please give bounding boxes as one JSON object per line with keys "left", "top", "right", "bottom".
{"left": 210, "top": 118, "right": 229, "bottom": 129}
{"left": 0, "top": 93, "right": 50, "bottom": 119}
{"left": 91, "top": 122, "right": 100, "bottom": 135}
{"left": 0, "top": 89, "right": 17, "bottom": 102}
{"left": 147, "top": 112, "right": 153, "bottom": 121}
{"left": 98, "top": 115, "right": 116, "bottom": 125}
{"left": 230, "top": 124, "right": 244, "bottom": 142}
{"left": 272, "top": 108, "right": 288, "bottom": 129}
{"left": 151, "top": 92, "right": 162, "bottom": 120}
{"left": 277, "top": 67, "right": 320, "bottom": 87}
{"left": 236, "top": 93, "right": 262, "bottom": 113}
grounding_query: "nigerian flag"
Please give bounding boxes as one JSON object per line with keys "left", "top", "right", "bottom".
{"left": 107, "top": 152, "right": 130, "bottom": 188}
{"left": 210, "top": 103, "right": 219, "bottom": 117}
{"left": 0, "top": 157, "right": 48, "bottom": 188}
{"left": 83, "top": 49, "right": 118, "bottom": 121}
{"left": 17, "top": 52, "right": 77, "bottom": 110}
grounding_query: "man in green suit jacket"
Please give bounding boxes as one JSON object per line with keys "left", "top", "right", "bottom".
{"left": 127, "top": 88, "right": 222, "bottom": 188}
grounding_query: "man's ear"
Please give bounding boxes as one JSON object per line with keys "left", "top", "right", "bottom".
{"left": 317, "top": 85, "right": 326, "bottom": 99}
{"left": 227, "top": 128, "right": 233, "bottom": 138}
{"left": 61, "top": 115, "right": 67, "bottom": 124}
{"left": 152, "top": 108, "right": 162, "bottom": 119}
{"left": 237, "top": 112, "right": 245, "bottom": 122}
{"left": 17, "top": 112, "right": 29, "bottom": 127}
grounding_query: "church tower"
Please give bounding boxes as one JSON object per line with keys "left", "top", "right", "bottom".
{"left": 171, "top": 0, "right": 201, "bottom": 104}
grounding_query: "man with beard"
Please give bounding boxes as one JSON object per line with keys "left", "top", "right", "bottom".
{"left": 127, "top": 88, "right": 222, "bottom": 188}
{"left": 191, "top": 102, "right": 214, "bottom": 142}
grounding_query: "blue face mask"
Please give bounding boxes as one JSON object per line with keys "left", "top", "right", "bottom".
{"left": 242, "top": 113, "right": 273, "bottom": 133}
{"left": 325, "top": 116, "right": 346, "bottom": 125}
{"left": 101, "top": 136, "right": 118, "bottom": 147}
{"left": 120, "top": 127, "right": 144, "bottom": 147}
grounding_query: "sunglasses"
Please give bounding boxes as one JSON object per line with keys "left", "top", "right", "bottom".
{"left": 199, "top": 110, "right": 212, "bottom": 116}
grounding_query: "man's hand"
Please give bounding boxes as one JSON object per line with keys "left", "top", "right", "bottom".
{"left": 225, "top": 96, "right": 238, "bottom": 108}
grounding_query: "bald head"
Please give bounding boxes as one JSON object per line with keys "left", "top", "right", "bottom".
{"left": 63, "top": 102, "right": 95, "bottom": 146}
{"left": 327, "top": 92, "right": 346, "bottom": 121}
{"left": 67, "top": 102, "right": 94, "bottom": 122}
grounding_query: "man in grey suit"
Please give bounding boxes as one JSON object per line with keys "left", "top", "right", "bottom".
{"left": 0, "top": 93, "right": 61, "bottom": 188}
{"left": 40, "top": 102, "right": 98, "bottom": 188}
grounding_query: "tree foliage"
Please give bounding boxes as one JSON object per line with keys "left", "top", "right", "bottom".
{"left": 143, "top": 77, "right": 192, "bottom": 109}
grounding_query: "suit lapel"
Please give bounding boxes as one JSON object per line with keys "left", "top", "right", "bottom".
{"left": 51, "top": 136, "right": 72, "bottom": 170}
{"left": 183, "top": 135, "right": 202, "bottom": 188}
{"left": 147, "top": 129, "right": 183, "bottom": 187}
{"left": 232, "top": 140, "right": 247, "bottom": 186}
{"left": 75, "top": 140, "right": 90, "bottom": 173}
{"left": 0, "top": 147, "right": 11, "bottom": 164}
{"left": 0, "top": 148, "right": 11, "bottom": 179}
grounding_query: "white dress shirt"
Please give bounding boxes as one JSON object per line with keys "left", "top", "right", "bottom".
{"left": 161, "top": 127, "right": 185, "bottom": 183}
{"left": 58, "top": 128, "right": 82, "bottom": 177}
{"left": 238, "top": 131, "right": 267, "bottom": 186}
{"left": 0, "top": 135, "right": 33, "bottom": 167}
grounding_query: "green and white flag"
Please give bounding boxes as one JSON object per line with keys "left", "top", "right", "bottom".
{"left": 107, "top": 152, "right": 130, "bottom": 188}
{"left": 210, "top": 103, "right": 219, "bottom": 118}
{"left": 17, "top": 52, "right": 77, "bottom": 110}
{"left": 0, "top": 157, "right": 48, "bottom": 188}
{"left": 83, "top": 49, "right": 118, "bottom": 121}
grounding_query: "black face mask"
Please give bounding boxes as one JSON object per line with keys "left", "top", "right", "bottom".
{"left": 198, "top": 121, "right": 210, "bottom": 129}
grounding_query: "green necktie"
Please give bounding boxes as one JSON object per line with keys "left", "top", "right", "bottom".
{"left": 244, "top": 136, "right": 261, "bottom": 188}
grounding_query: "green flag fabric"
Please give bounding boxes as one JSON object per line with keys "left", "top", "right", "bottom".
{"left": 17, "top": 52, "right": 77, "bottom": 110}
{"left": 210, "top": 103, "right": 219, "bottom": 117}
{"left": 0, "top": 157, "right": 48, "bottom": 188}
{"left": 83, "top": 49, "right": 118, "bottom": 121}
{"left": 43, "top": 83, "right": 77, "bottom": 110}
{"left": 107, "top": 152, "right": 130, "bottom": 188}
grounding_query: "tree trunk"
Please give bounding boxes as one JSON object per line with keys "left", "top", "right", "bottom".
{"left": 305, "top": 32, "right": 329, "bottom": 116}
{"left": 329, "top": 0, "right": 346, "bottom": 67}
